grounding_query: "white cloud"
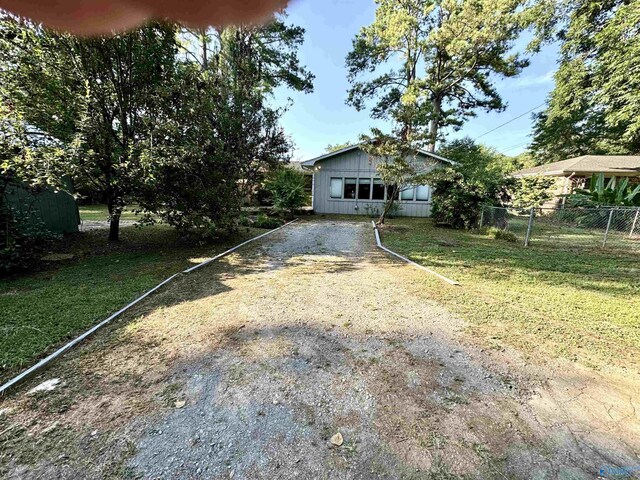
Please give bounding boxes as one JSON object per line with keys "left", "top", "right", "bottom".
{"left": 509, "top": 70, "right": 555, "bottom": 89}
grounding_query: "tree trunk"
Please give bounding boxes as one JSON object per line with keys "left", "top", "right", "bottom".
{"left": 377, "top": 185, "right": 399, "bottom": 225}
{"left": 108, "top": 214, "right": 120, "bottom": 242}
{"left": 106, "top": 197, "right": 122, "bottom": 242}
{"left": 427, "top": 97, "right": 442, "bottom": 152}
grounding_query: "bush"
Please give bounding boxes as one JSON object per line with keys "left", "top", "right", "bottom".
{"left": 253, "top": 213, "right": 283, "bottom": 229}
{"left": 1, "top": 205, "right": 53, "bottom": 273}
{"left": 429, "top": 170, "right": 511, "bottom": 229}
{"left": 511, "top": 176, "right": 555, "bottom": 208}
{"left": 487, "top": 227, "right": 517, "bottom": 242}
{"left": 266, "top": 168, "right": 306, "bottom": 218}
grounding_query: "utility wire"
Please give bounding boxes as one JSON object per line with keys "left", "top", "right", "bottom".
{"left": 498, "top": 141, "right": 531, "bottom": 155}
{"left": 473, "top": 102, "right": 546, "bottom": 141}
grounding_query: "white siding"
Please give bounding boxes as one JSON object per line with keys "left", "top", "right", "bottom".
{"left": 310, "top": 147, "right": 438, "bottom": 217}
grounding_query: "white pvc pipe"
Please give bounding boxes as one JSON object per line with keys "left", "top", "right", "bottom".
{"left": 0, "top": 218, "right": 298, "bottom": 396}
{"left": 371, "top": 221, "right": 460, "bottom": 286}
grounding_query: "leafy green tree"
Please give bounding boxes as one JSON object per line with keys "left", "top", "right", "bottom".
{"left": 1, "top": 16, "right": 178, "bottom": 241}
{"left": 346, "top": 0, "right": 538, "bottom": 150}
{"left": 139, "top": 19, "right": 313, "bottom": 237}
{"left": 511, "top": 176, "right": 555, "bottom": 209}
{"left": 325, "top": 142, "right": 354, "bottom": 153}
{"left": 345, "top": 0, "right": 540, "bottom": 223}
{"left": 430, "top": 138, "right": 513, "bottom": 228}
{"left": 360, "top": 135, "right": 431, "bottom": 224}
{"left": 530, "top": 0, "right": 640, "bottom": 162}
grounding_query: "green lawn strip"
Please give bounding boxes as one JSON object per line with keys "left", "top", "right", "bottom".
{"left": 0, "top": 225, "right": 264, "bottom": 380}
{"left": 382, "top": 218, "right": 640, "bottom": 372}
{"left": 78, "top": 204, "right": 142, "bottom": 222}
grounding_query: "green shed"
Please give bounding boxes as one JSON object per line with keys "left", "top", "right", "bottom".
{"left": 6, "top": 181, "right": 80, "bottom": 234}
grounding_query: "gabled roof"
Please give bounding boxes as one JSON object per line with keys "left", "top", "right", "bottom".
{"left": 512, "top": 155, "right": 640, "bottom": 178}
{"left": 300, "top": 143, "right": 454, "bottom": 168}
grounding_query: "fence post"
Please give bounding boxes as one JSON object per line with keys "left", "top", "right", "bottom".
{"left": 630, "top": 208, "right": 640, "bottom": 238}
{"left": 524, "top": 207, "right": 535, "bottom": 247}
{"left": 479, "top": 206, "right": 485, "bottom": 229}
{"left": 603, "top": 208, "right": 615, "bottom": 247}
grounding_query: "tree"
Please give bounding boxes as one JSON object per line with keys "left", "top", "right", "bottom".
{"left": 530, "top": 0, "right": 640, "bottom": 162}
{"left": 430, "top": 137, "right": 513, "bottom": 228}
{"left": 325, "top": 142, "right": 354, "bottom": 153}
{"left": 361, "top": 134, "right": 431, "bottom": 224}
{"left": 0, "top": 15, "right": 178, "bottom": 241}
{"left": 345, "top": 0, "right": 539, "bottom": 223}
{"left": 139, "top": 18, "right": 313, "bottom": 237}
{"left": 346, "top": 0, "right": 537, "bottom": 150}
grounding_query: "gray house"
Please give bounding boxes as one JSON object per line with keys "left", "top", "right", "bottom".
{"left": 301, "top": 144, "right": 452, "bottom": 217}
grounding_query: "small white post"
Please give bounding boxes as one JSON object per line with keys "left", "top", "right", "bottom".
{"left": 603, "top": 208, "right": 615, "bottom": 247}
{"left": 630, "top": 208, "right": 639, "bottom": 238}
{"left": 479, "top": 207, "right": 485, "bottom": 229}
{"left": 524, "top": 207, "right": 535, "bottom": 247}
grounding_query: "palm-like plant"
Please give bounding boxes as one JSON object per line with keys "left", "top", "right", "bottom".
{"left": 575, "top": 173, "right": 640, "bottom": 206}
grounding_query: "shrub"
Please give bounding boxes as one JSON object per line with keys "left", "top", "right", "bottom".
{"left": 253, "top": 213, "right": 283, "bottom": 229}
{"left": 429, "top": 170, "right": 511, "bottom": 229}
{"left": 511, "top": 176, "right": 555, "bottom": 209}
{"left": 1, "top": 205, "right": 54, "bottom": 273}
{"left": 266, "top": 168, "right": 306, "bottom": 218}
{"left": 237, "top": 212, "right": 251, "bottom": 227}
{"left": 487, "top": 227, "right": 517, "bottom": 242}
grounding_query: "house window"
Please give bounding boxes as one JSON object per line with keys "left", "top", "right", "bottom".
{"left": 400, "top": 187, "right": 415, "bottom": 201}
{"left": 344, "top": 178, "right": 357, "bottom": 199}
{"left": 372, "top": 179, "right": 385, "bottom": 200}
{"left": 330, "top": 178, "right": 343, "bottom": 198}
{"left": 415, "top": 185, "right": 430, "bottom": 201}
{"left": 386, "top": 184, "right": 397, "bottom": 201}
{"left": 358, "top": 178, "right": 371, "bottom": 200}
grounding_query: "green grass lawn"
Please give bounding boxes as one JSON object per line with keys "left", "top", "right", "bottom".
{"left": 382, "top": 218, "right": 640, "bottom": 372}
{"left": 78, "top": 204, "right": 142, "bottom": 222}
{"left": 0, "top": 225, "right": 264, "bottom": 380}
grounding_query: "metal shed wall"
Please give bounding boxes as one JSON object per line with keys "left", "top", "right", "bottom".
{"left": 6, "top": 183, "right": 80, "bottom": 234}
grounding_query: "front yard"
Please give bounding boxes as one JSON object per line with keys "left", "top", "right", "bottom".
{"left": 381, "top": 217, "right": 640, "bottom": 373}
{"left": 0, "top": 225, "right": 265, "bottom": 381}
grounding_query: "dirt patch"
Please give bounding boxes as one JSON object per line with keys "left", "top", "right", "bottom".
{"left": 1, "top": 220, "right": 638, "bottom": 479}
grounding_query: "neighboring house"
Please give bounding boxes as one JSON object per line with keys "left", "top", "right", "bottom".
{"left": 301, "top": 144, "right": 453, "bottom": 217}
{"left": 512, "top": 155, "right": 640, "bottom": 206}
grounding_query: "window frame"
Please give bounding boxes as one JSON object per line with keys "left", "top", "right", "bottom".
{"left": 357, "top": 178, "right": 372, "bottom": 200}
{"left": 329, "top": 177, "right": 343, "bottom": 199}
{"left": 343, "top": 177, "right": 357, "bottom": 199}
{"left": 415, "top": 185, "right": 430, "bottom": 202}
{"left": 400, "top": 186, "right": 415, "bottom": 201}
{"left": 371, "top": 178, "right": 385, "bottom": 201}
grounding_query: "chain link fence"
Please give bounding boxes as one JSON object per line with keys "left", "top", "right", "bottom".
{"left": 480, "top": 205, "right": 640, "bottom": 251}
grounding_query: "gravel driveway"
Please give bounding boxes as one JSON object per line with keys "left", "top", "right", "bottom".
{"left": 1, "top": 219, "right": 638, "bottom": 479}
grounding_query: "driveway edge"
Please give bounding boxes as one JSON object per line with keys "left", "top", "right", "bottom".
{"left": 371, "top": 221, "right": 460, "bottom": 286}
{"left": 0, "top": 219, "right": 298, "bottom": 396}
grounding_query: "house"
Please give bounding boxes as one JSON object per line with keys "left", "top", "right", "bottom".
{"left": 512, "top": 155, "right": 640, "bottom": 206}
{"left": 300, "top": 144, "right": 453, "bottom": 217}
{"left": 512, "top": 155, "right": 640, "bottom": 180}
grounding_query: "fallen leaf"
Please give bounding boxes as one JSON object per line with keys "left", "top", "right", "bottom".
{"left": 175, "top": 400, "right": 186, "bottom": 409}
{"left": 330, "top": 432, "right": 343, "bottom": 446}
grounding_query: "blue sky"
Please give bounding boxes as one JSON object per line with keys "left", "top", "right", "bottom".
{"left": 273, "top": 0, "right": 559, "bottom": 161}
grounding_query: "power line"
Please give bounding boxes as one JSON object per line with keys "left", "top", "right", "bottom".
{"left": 498, "top": 141, "right": 530, "bottom": 155}
{"left": 473, "top": 103, "right": 546, "bottom": 141}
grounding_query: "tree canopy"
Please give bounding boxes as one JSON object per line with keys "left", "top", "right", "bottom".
{"left": 1, "top": 13, "right": 312, "bottom": 240}
{"left": 346, "top": 0, "right": 541, "bottom": 150}
{"left": 530, "top": 0, "right": 640, "bottom": 162}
